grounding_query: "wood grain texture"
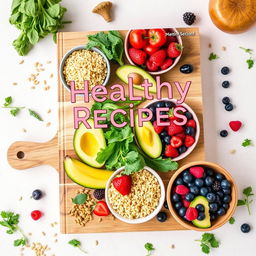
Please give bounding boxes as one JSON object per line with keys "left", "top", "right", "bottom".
{"left": 57, "top": 28, "right": 205, "bottom": 234}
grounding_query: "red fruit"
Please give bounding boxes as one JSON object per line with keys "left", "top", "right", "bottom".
{"left": 167, "top": 121, "right": 184, "bottom": 136}
{"left": 183, "top": 200, "right": 191, "bottom": 208}
{"left": 31, "top": 210, "right": 42, "bottom": 221}
{"left": 129, "top": 29, "right": 147, "bottom": 49}
{"left": 176, "top": 132, "right": 186, "bottom": 140}
{"left": 175, "top": 185, "right": 189, "bottom": 195}
{"left": 184, "top": 135, "right": 195, "bottom": 147}
{"left": 113, "top": 175, "right": 132, "bottom": 196}
{"left": 148, "top": 28, "right": 167, "bottom": 47}
{"left": 129, "top": 48, "right": 147, "bottom": 65}
{"left": 229, "top": 121, "right": 242, "bottom": 132}
{"left": 144, "top": 44, "right": 159, "bottom": 55}
{"left": 153, "top": 121, "right": 164, "bottom": 134}
{"left": 93, "top": 201, "right": 110, "bottom": 216}
{"left": 165, "top": 145, "right": 179, "bottom": 158}
{"left": 146, "top": 59, "right": 158, "bottom": 71}
{"left": 170, "top": 136, "right": 183, "bottom": 148}
{"left": 167, "top": 42, "right": 183, "bottom": 58}
{"left": 187, "top": 119, "right": 196, "bottom": 128}
{"left": 160, "top": 58, "right": 173, "bottom": 70}
{"left": 185, "top": 207, "right": 198, "bottom": 221}
{"left": 189, "top": 166, "right": 204, "bottom": 178}
{"left": 149, "top": 49, "right": 166, "bottom": 66}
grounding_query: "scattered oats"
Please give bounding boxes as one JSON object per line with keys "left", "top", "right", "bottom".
{"left": 42, "top": 231, "right": 46, "bottom": 236}
{"left": 230, "top": 149, "right": 236, "bottom": 154}
{"left": 36, "top": 73, "right": 39, "bottom": 76}
{"left": 47, "top": 109, "right": 51, "bottom": 114}
{"left": 12, "top": 82, "right": 17, "bottom": 86}
{"left": 19, "top": 60, "right": 24, "bottom": 64}
{"left": 44, "top": 86, "right": 51, "bottom": 91}
{"left": 208, "top": 43, "right": 212, "bottom": 48}
{"left": 46, "top": 61, "right": 52, "bottom": 64}
{"left": 39, "top": 63, "right": 43, "bottom": 67}
{"left": 40, "top": 68, "right": 45, "bottom": 72}
{"left": 28, "top": 77, "right": 32, "bottom": 82}
{"left": 50, "top": 73, "right": 54, "bottom": 78}
{"left": 34, "top": 62, "right": 39, "bottom": 67}
{"left": 95, "top": 240, "right": 99, "bottom": 246}
{"left": 46, "top": 122, "right": 51, "bottom": 127}
{"left": 51, "top": 223, "right": 54, "bottom": 227}
{"left": 33, "top": 80, "right": 39, "bottom": 85}
{"left": 54, "top": 221, "right": 58, "bottom": 225}
{"left": 222, "top": 46, "right": 227, "bottom": 51}
{"left": 19, "top": 196, "right": 23, "bottom": 201}
{"left": 43, "top": 80, "right": 47, "bottom": 85}
{"left": 98, "top": 217, "right": 102, "bottom": 223}
{"left": 30, "top": 242, "right": 50, "bottom": 256}
{"left": 31, "top": 86, "right": 36, "bottom": 90}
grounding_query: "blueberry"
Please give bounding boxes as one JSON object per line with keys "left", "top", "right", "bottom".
{"left": 225, "top": 103, "right": 234, "bottom": 111}
{"left": 221, "top": 179, "right": 231, "bottom": 189}
{"left": 32, "top": 189, "right": 43, "bottom": 200}
{"left": 178, "top": 146, "right": 187, "bottom": 154}
{"left": 190, "top": 186, "right": 199, "bottom": 195}
{"left": 210, "top": 213, "right": 217, "bottom": 221}
{"left": 209, "top": 203, "right": 218, "bottom": 212}
{"left": 172, "top": 193, "right": 181, "bottom": 202}
{"left": 222, "top": 97, "right": 230, "bottom": 105}
{"left": 217, "top": 191, "right": 224, "bottom": 198}
{"left": 223, "top": 188, "right": 231, "bottom": 195}
{"left": 195, "top": 204, "right": 205, "bottom": 212}
{"left": 165, "top": 101, "right": 175, "bottom": 108}
{"left": 221, "top": 66, "right": 230, "bottom": 75}
{"left": 185, "top": 111, "right": 193, "bottom": 120}
{"left": 223, "top": 195, "right": 231, "bottom": 203}
{"left": 183, "top": 170, "right": 190, "bottom": 176}
{"left": 149, "top": 106, "right": 156, "bottom": 113}
{"left": 164, "top": 201, "right": 169, "bottom": 209}
{"left": 195, "top": 179, "right": 204, "bottom": 187}
{"left": 183, "top": 173, "right": 193, "bottom": 183}
{"left": 222, "top": 203, "right": 230, "bottom": 210}
{"left": 220, "top": 130, "right": 228, "bottom": 137}
{"left": 205, "top": 176, "right": 214, "bottom": 186}
{"left": 215, "top": 195, "right": 221, "bottom": 205}
{"left": 180, "top": 64, "right": 193, "bottom": 74}
{"left": 185, "top": 126, "right": 196, "bottom": 136}
{"left": 241, "top": 223, "right": 251, "bottom": 233}
{"left": 205, "top": 168, "right": 214, "bottom": 176}
{"left": 174, "top": 202, "right": 183, "bottom": 210}
{"left": 160, "top": 130, "right": 168, "bottom": 138}
{"left": 206, "top": 193, "right": 216, "bottom": 203}
{"left": 163, "top": 135, "right": 171, "bottom": 144}
{"left": 187, "top": 182, "right": 195, "bottom": 187}
{"left": 156, "top": 101, "right": 165, "bottom": 108}
{"left": 156, "top": 212, "right": 167, "bottom": 222}
{"left": 217, "top": 207, "right": 226, "bottom": 216}
{"left": 197, "top": 212, "right": 205, "bottom": 221}
{"left": 222, "top": 81, "right": 230, "bottom": 88}
{"left": 200, "top": 187, "right": 209, "bottom": 196}
{"left": 215, "top": 173, "right": 224, "bottom": 181}
{"left": 175, "top": 178, "right": 184, "bottom": 186}
{"left": 179, "top": 207, "right": 187, "bottom": 217}
{"left": 185, "top": 193, "right": 195, "bottom": 202}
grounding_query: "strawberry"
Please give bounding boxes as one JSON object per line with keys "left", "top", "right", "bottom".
{"left": 153, "top": 121, "right": 164, "bottom": 134}
{"left": 176, "top": 132, "right": 186, "bottom": 140}
{"left": 186, "top": 119, "right": 196, "bottom": 128}
{"left": 93, "top": 201, "right": 110, "bottom": 216}
{"left": 129, "top": 48, "right": 147, "bottom": 65}
{"left": 175, "top": 185, "right": 189, "bottom": 195}
{"left": 185, "top": 207, "right": 198, "bottom": 221}
{"left": 160, "top": 58, "right": 173, "bottom": 70}
{"left": 31, "top": 210, "right": 42, "bottom": 221}
{"left": 113, "top": 175, "right": 132, "bottom": 196}
{"left": 149, "top": 49, "right": 166, "bottom": 66}
{"left": 146, "top": 59, "right": 158, "bottom": 71}
{"left": 229, "top": 121, "right": 242, "bottom": 132}
{"left": 170, "top": 136, "right": 183, "bottom": 148}
{"left": 167, "top": 121, "right": 184, "bottom": 136}
{"left": 183, "top": 200, "right": 191, "bottom": 208}
{"left": 165, "top": 145, "right": 179, "bottom": 158}
{"left": 167, "top": 42, "right": 183, "bottom": 58}
{"left": 184, "top": 135, "right": 195, "bottom": 147}
{"left": 189, "top": 166, "right": 204, "bottom": 178}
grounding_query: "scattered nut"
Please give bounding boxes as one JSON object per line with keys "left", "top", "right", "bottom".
{"left": 19, "top": 196, "right": 23, "bottom": 201}
{"left": 19, "top": 60, "right": 24, "bottom": 64}
{"left": 95, "top": 240, "right": 99, "bottom": 246}
{"left": 46, "top": 122, "right": 51, "bottom": 127}
{"left": 12, "top": 82, "right": 17, "bottom": 86}
{"left": 230, "top": 149, "right": 236, "bottom": 154}
{"left": 208, "top": 43, "right": 212, "bottom": 48}
{"left": 222, "top": 46, "right": 227, "bottom": 51}
{"left": 92, "top": 1, "right": 113, "bottom": 22}
{"left": 47, "top": 109, "right": 51, "bottom": 114}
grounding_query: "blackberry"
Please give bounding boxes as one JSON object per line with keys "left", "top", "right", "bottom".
{"left": 93, "top": 189, "right": 105, "bottom": 200}
{"left": 212, "top": 181, "right": 221, "bottom": 192}
{"left": 183, "top": 12, "right": 196, "bottom": 26}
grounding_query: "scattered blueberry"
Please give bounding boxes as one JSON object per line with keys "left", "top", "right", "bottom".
{"left": 185, "top": 126, "right": 196, "bottom": 136}
{"left": 217, "top": 207, "right": 226, "bottom": 216}
{"left": 205, "top": 176, "right": 214, "bottom": 186}
{"left": 180, "top": 64, "right": 193, "bottom": 74}
{"left": 206, "top": 193, "right": 216, "bottom": 203}
{"left": 190, "top": 186, "right": 199, "bottom": 195}
{"left": 32, "top": 189, "right": 43, "bottom": 200}
{"left": 241, "top": 223, "right": 251, "bottom": 233}
{"left": 185, "top": 193, "right": 195, "bottom": 202}
{"left": 222, "top": 97, "right": 230, "bottom": 105}
{"left": 209, "top": 203, "right": 218, "bottom": 212}
{"left": 223, "top": 188, "right": 231, "bottom": 195}
{"left": 220, "top": 130, "right": 228, "bottom": 137}
{"left": 196, "top": 204, "right": 205, "bottom": 212}
{"left": 195, "top": 178, "right": 204, "bottom": 187}
{"left": 225, "top": 103, "right": 234, "bottom": 111}
{"left": 175, "top": 178, "right": 184, "bottom": 186}
{"left": 157, "top": 212, "right": 167, "bottom": 222}
{"left": 223, "top": 195, "right": 232, "bottom": 203}
{"left": 221, "top": 66, "right": 230, "bottom": 75}
{"left": 221, "top": 180, "right": 231, "bottom": 189}
{"left": 185, "top": 111, "right": 193, "bottom": 120}
{"left": 222, "top": 81, "right": 230, "bottom": 88}
{"left": 179, "top": 207, "right": 187, "bottom": 217}
{"left": 178, "top": 146, "right": 187, "bottom": 154}
{"left": 164, "top": 201, "right": 169, "bottom": 209}
{"left": 215, "top": 173, "right": 224, "bottom": 181}
{"left": 200, "top": 187, "right": 209, "bottom": 196}
{"left": 174, "top": 202, "right": 183, "bottom": 210}
{"left": 172, "top": 193, "right": 180, "bottom": 202}
{"left": 183, "top": 173, "right": 193, "bottom": 183}
{"left": 197, "top": 212, "right": 206, "bottom": 221}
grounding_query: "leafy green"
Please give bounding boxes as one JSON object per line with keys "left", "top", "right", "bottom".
{"left": 240, "top": 47, "right": 253, "bottom": 54}
{"left": 85, "top": 31, "right": 124, "bottom": 65}
{"left": 14, "top": 238, "right": 26, "bottom": 247}
{"left": 237, "top": 186, "right": 254, "bottom": 215}
{"left": 229, "top": 217, "right": 235, "bottom": 224}
{"left": 28, "top": 109, "right": 43, "bottom": 121}
{"left": 208, "top": 52, "right": 219, "bottom": 61}
{"left": 72, "top": 194, "right": 88, "bottom": 205}
{"left": 68, "top": 239, "right": 87, "bottom": 254}
{"left": 246, "top": 58, "right": 254, "bottom": 69}
{"left": 4, "top": 96, "right": 12, "bottom": 107}
{"left": 9, "top": 0, "right": 71, "bottom": 56}
{"left": 2, "top": 96, "right": 25, "bottom": 116}
{"left": 240, "top": 47, "right": 255, "bottom": 69}
{"left": 242, "top": 139, "right": 252, "bottom": 147}
{"left": 196, "top": 233, "right": 219, "bottom": 254}
{"left": 144, "top": 242, "right": 154, "bottom": 256}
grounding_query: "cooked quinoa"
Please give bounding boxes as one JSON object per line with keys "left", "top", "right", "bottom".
{"left": 108, "top": 169, "right": 161, "bottom": 219}
{"left": 63, "top": 49, "right": 107, "bottom": 90}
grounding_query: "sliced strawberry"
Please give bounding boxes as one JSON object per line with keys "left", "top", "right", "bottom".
{"left": 153, "top": 121, "right": 164, "bottom": 134}
{"left": 186, "top": 119, "right": 196, "bottom": 128}
{"left": 149, "top": 49, "right": 166, "bottom": 66}
{"left": 184, "top": 135, "right": 195, "bottom": 147}
{"left": 165, "top": 145, "right": 179, "bottom": 158}
{"left": 229, "top": 121, "right": 242, "bottom": 132}
{"left": 189, "top": 166, "right": 204, "bottom": 178}
{"left": 185, "top": 207, "right": 198, "bottom": 221}
{"left": 160, "top": 58, "right": 173, "bottom": 70}
{"left": 183, "top": 200, "right": 191, "bottom": 208}
{"left": 167, "top": 121, "right": 184, "bottom": 136}
{"left": 146, "top": 59, "right": 158, "bottom": 71}
{"left": 175, "top": 185, "right": 189, "bottom": 195}
{"left": 176, "top": 132, "right": 186, "bottom": 140}
{"left": 170, "top": 136, "right": 183, "bottom": 148}
{"left": 93, "top": 201, "right": 110, "bottom": 216}
{"left": 128, "top": 48, "right": 147, "bottom": 65}
{"left": 113, "top": 175, "right": 132, "bottom": 195}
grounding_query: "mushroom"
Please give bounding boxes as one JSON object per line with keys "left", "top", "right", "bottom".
{"left": 92, "top": 1, "right": 113, "bottom": 22}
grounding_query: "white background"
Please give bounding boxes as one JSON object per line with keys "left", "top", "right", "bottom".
{"left": 0, "top": 0, "right": 256, "bottom": 255}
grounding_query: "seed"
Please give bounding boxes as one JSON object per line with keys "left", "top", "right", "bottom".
{"left": 46, "top": 61, "right": 52, "bottom": 64}
{"left": 46, "top": 122, "right": 51, "bottom": 127}
{"left": 19, "top": 60, "right": 24, "bottom": 64}
{"left": 43, "top": 80, "right": 47, "bottom": 85}
{"left": 54, "top": 239, "right": 58, "bottom": 243}
{"left": 50, "top": 74, "right": 54, "bottom": 78}
{"left": 222, "top": 46, "right": 227, "bottom": 51}
{"left": 47, "top": 109, "right": 51, "bottom": 114}
{"left": 95, "top": 240, "right": 99, "bottom": 246}
{"left": 208, "top": 43, "right": 212, "bottom": 48}
{"left": 12, "top": 82, "right": 17, "bottom": 86}
{"left": 171, "top": 244, "right": 175, "bottom": 249}
{"left": 230, "top": 149, "right": 236, "bottom": 154}
{"left": 54, "top": 233, "right": 58, "bottom": 237}
{"left": 28, "top": 232, "right": 32, "bottom": 236}
{"left": 98, "top": 217, "right": 102, "bottom": 222}
{"left": 42, "top": 231, "right": 46, "bottom": 236}
{"left": 31, "top": 86, "right": 36, "bottom": 90}
{"left": 19, "top": 196, "right": 23, "bottom": 201}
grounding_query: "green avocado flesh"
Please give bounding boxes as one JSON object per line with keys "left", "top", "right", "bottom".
{"left": 116, "top": 65, "right": 157, "bottom": 93}
{"left": 73, "top": 120, "right": 106, "bottom": 168}
{"left": 190, "top": 196, "right": 211, "bottom": 228}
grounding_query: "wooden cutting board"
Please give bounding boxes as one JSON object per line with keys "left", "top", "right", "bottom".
{"left": 8, "top": 27, "right": 204, "bottom": 234}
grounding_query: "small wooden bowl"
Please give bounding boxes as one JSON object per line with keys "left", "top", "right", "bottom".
{"left": 167, "top": 161, "right": 238, "bottom": 231}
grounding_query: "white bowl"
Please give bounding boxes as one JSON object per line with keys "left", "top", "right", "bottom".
{"left": 105, "top": 166, "right": 165, "bottom": 224}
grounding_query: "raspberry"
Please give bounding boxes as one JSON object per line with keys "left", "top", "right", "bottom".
{"left": 185, "top": 207, "right": 198, "bottom": 221}
{"left": 189, "top": 166, "right": 204, "bottom": 178}
{"left": 31, "top": 210, "right": 42, "bottom": 221}
{"left": 175, "top": 185, "right": 189, "bottom": 195}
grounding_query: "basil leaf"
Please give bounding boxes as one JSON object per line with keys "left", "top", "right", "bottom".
{"left": 72, "top": 194, "right": 87, "bottom": 205}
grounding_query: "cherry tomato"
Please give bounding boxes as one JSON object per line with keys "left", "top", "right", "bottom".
{"left": 129, "top": 29, "right": 147, "bottom": 49}
{"left": 143, "top": 44, "right": 159, "bottom": 55}
{"left": 148, "top": 29, "right": 167, "bottom": 47}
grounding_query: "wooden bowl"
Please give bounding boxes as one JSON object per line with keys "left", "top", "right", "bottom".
{"left": 167, "top": 161, "right": 238, "bottom": 231}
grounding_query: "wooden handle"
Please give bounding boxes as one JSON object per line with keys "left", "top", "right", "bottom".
{"left": 7, "top": 135, "right": 59, "bottom": 171}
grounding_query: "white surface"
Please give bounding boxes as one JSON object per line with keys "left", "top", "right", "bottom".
{"left": 0, "top": 0, "right": 256, "bottom": 255}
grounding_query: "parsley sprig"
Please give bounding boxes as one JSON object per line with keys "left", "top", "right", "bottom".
{"left": 144, "top": 243, "right": 154, "bottom": 256}
{"left": 229, "top": 216, "right": 235, "bottom": 224}
{"left": 242, "top": 139, "right": 253, "bottom": 147}
{"left": 0, "top": 211, "right": 28, "bottom": 247}
{"left": 237, "top": 186, "right": 254, "bottom": 215}
{"left": 68, "top": 239, "right": 87, "bottom": 254}
{"left": 208, "top": 52, "right": 219, "bottom": 61}
{"left": 195, "top": 233, "right": 219, "bottom": 254}
{"left": 240, "top": 47, "right": 254, "bottom": 69}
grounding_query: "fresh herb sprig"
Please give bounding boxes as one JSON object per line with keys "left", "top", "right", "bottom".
{"left": 208, "top": 52, "right": 219, "bottom": 61}
{"left": 195, "top": 233, "right": 219, "bottom": 254}
{"left": 242, "top": 139, "right": 253, "bottom": 147}
{"left": 68, "top": 239, "right": 87, "bottom": 254}
{"left": 237, "top": 186, "right": 254, "bottom": 215}
{"left": 144, "top": 243, "right": 154, "bottom": 256}
{"left": 240, "top": 47, "right": 254, "bottom": 69}
{"left": 229, "top": 216, "right": 235, "bottom": 224}
{"left": 0, "top": 211, "right": 28, "bottom": 247}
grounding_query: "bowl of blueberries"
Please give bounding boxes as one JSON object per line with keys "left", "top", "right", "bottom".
{"left": 167, "top": 161, "right": 238, "bottom": 231}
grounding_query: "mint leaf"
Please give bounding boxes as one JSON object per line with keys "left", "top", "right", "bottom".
{"left": 229, "top": 217, "right": 235, "bottom": 224}
{"left": 4, "top": 96, "right": 12, "bottom": 107}
{"left": 243, "top": 186, "right": 254, "bottom": 197}
{"left": 72, "top": 194, "right": 87, "bottom": 205}
{"left": 237, "top": 199, "right": 246, "bottom": 206}
{"left": 69, "top": 239, "right": 81, "bottom": 247}
{"left": 208, "top": 52, "right": 219, "bottom": 61}
{"left": 201, "top": 244, "right": 210, "bottom": 254}
{"left": 247, "top": 58, "right": 254, "bottom": 69}
{"left": 14, "top": 238, "right": 26, "bottom": 247}
{"left": 242, "top": 139, "right": 252, "bottom": 147}
{"left": 10, "top": 108, "right": 20, "bottom": 116}
{"left": 201, "top": 233, "right": 213, "bottom": 242}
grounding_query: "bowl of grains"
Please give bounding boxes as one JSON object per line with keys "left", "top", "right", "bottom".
{"left": 105, "top": 166, "right": 165, "bottom": 224}
{"left": 60, "top": 46, "right": 110, "bottom": 92}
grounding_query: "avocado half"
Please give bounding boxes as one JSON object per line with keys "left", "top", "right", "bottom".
{"left": 190, "top": 196, "right": 211, "bottom": 228}
{"left": 135, "top": 114, "right": 162, "bottom": 158}
{"left": 116, "top": 65, "right": 157, "bottom": 93}
{"left": 73, "top": 120, "right": 106, "bottom": 168}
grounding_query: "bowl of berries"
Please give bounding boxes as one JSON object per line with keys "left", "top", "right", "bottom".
{"left": 125, "top": 28, "right": 183, "bottom": 75}
{"left": 166, "top": 161, "right": 238, "bottom": 231}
